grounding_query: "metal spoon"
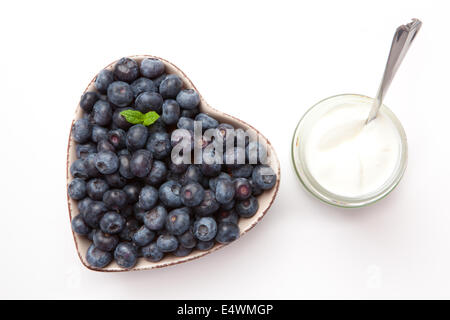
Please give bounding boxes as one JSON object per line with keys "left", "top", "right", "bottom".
{"left": 366, "top": 18, "right": 422, "bottom": 124}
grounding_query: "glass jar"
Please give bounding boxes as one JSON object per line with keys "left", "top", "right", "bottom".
{"left": 291, "top": 94, "right": 408, "bottom": 208}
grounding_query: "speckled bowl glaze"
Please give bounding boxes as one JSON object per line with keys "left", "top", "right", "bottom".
{"left": 67, "top": 55, "right": 281, "bottom": 272}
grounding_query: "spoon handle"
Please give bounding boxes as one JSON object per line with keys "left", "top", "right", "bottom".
{"left": 366, "top": 19, "right": 422, "bottom": 123}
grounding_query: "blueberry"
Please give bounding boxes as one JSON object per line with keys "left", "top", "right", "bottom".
{"left": 161, "top": 99, "right": 180, "bottom": 125}
{"left": 215, "top": 222, "right": 240, "bottom": 244}
{"left": 176, "top": 89, "right": 200, "bottom": 110}
{"left": 130, "top": 77, "right": 156, "bottom": 97}
{"left": 234, "top": 178, "right": 251, "bottom": 200}
{"left": 168, "top": 161, "right": 188, "bottom": 174}
{"left": 156, "top": 234, "right": 178, "bottom": 252}
{"left": 173, "top": 245, "right": 192, "bottom": 257}
{"left": 209, "top": 172, "right": 231, "bottom": 192}
{"left": 108, "top": 129, "right": 126, "bottom": 149}
{"left": 91, "top": 125, "right": 109, "bottom": 143}
{"left": 83, "top": 201, "right": 107, "bottom": 228}
{"left": 138, "top": 186, "right": 158, "bottom": 210}
{"left": 231, "top": 164, "right": 253, "bottom": 178}
{"left": 72, "top": 118, "right": 92, "bottom": 143}
{"left": 200, "top": 149, "right": 222, "bottom": 177}
{"left": 195, "top": 113, "right": 219, "bottom": 130}
{"left": 123, "top": 182, "right": 141, "bottom": 204}
{"left": 135, "top": 92, "right": 163, "bottom": 114}
{"left": 103, "top": 189, "right": 127, "bottom": 210}
{"left": 133, "top": 202, "right": 147, "bottom": 223}
{"left": 118, "top": 154, "right": 134, "bottom": 179}
{"left": 97, "top": 139, "right": 115, "bottom": 153}
{"left": 114, "top": 57, "right": 139, "bottom": 83}
{"left": 181, "top": 165, "right": 203, "bottom": 184}
{"left": 112, "top": 108, "right": 133, "bottom": 130}
{"left": 159, "top": 180, "right": 182, "bottom": 208}
{"left": 193, "top": 217, "right": 217, "bottom": 241}
{"left": 86, "top": 244, "right": 112, "bottom": 268}
{"left": 100, "top": 211, "right": 126, "bottom": 234}
{"left": 215, "top": 178, "right": 235, "bottom": 204}
{"left": 170, "top": 161, "right": 190, "bottom": 176}
{"left": 177, "top": 117, "right": 195, "bottom": 131}
{"left": 80, "top": 91, "right": 99, "bottom": 113}
{"left": 166, "top": 171, "right": 183, "bottom": 182}
{"left": 200, "top": 162, "right": 222, "bottom": 178}
{"left": 178, "top": 229, "right": 197, "bottom": 249}
{"left": 76, "top": 142, "right": 96, "bottom": 159}
{"left": 251, "top": 165, "right": 276, "bottom": 190}
{"left": 104, "top": 172, "right": 127, "bottom": 188}
{"left": 130, "top": 149, "right": 153, "bottom": 178}
{"left": 235, "top": 196, "right": 259, "bottom": 218}
{"left": 144, "top": 160, "right": 167, "bottom": 186}
{"left": 84, "top": 153, "right": 100, "bottom": 178}
{"left": 119, "top": 218, "right": 140, "bottom": 241}
{"left": 196, "top": 240, "right": 214, "bottom": 251}
{"left": 146, "top": 131, "right": 171, "bottom": 159}
{"left": 132, "top": 225, "right": 155, "bottom": 247}
{"left": 140, "top": 58, "right": 165, "bottom": 78}
{"left": 95, "top": 69, "right": 114, "bottom": 93}
{"left": 141, "top": 242, "right": 164, "bottom": 262}
{"left": 68, "top": 178, "right": 86, "bottom": 200}
{"left": 224, "top": 146, "right": 246, "bottom": 169}
{"left": 220, "top": 199, "right": 235, "bottom": 211}
{"left": 93, "top": 230, "right": 119, "bottom": 252}
{"left": 77, "top": 197, "right": 93, "bottom": 216}
{"left": 142, "top": 205, "right": 166, "bottom": 231}
{"left": 70, "top": 159, "right": 89, "bottom": 179}
{"left": 126, "top": 124, "right": 148, "bottom": 150}
{"left": 181, "top": 107, "right": 199, "bottom": 118}
{"left": 180, "top": 182, "right": 205, "bottom": 207}
{"left": 107, "top": 81, "right": 134, "bottom": 107}
{"left": 71, "top": 214, "right": 91, "bottom": 236}
{"left": 152, "top": 73, "right": 167, "bottom": 88}
{"left": 199, "top": 175, "right": 211, "bottom": 189}
{"left": 114, "top": 242, "right": 138, "bottom": 269}
{"left": 147, "top": 118, "right": 167, "bottom": 135}
{"left": 215, "top": 209, "right": 239, "bottom": 225}
{"left": 246, "top": 141, "right": 267, "bottom": 164}
{"left": 159, "top": 74, "right": 183, "bottom": 99}
{"left": 194, "top": 189, "right": 220, "bottom": 216}
{"left": 165, "top": 208, "right": 191, "bottom": 235}
{"left": 93, "top": 100, "right": 112, "bottom": 126}
{"left": 86, "top": 178, "right": 109, "bottom": 200}
{"left": 82, "top": 111, "right": 94, "bottom": 123}
{"left": 95, "top": 151, "right": 119, "bottom": 174}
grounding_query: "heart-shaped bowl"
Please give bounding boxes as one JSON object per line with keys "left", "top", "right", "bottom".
{"left": 67, "top": 55, "right": 281, "bottom": 272}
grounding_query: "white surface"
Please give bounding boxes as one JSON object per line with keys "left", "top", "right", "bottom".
{"left": 301, "top": 95, "right": 402, "bottom": 198}
{"left": 1, "top": 0, "right": 449, "bottom": 299}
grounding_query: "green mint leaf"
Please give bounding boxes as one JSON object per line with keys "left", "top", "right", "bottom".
{"left": 120, "top": 110, "right": 145, "bottom": 124}
{"left": 119, "top": 110, "right": 159, "bottom": 127}
{"left": 142, "top": 111, "right": 160, "bottom": 126}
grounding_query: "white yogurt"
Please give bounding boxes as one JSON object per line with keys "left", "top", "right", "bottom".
{"left": 303, "top": 100, "right": 402, "bottom": 198}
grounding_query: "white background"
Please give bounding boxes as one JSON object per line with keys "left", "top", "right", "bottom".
{"left": 1, "top": 0, "right": 449, "bottom": 299}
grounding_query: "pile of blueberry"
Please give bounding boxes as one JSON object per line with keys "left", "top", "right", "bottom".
{"left": 69, "top": 57, "right": 277, "bottom": 269}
